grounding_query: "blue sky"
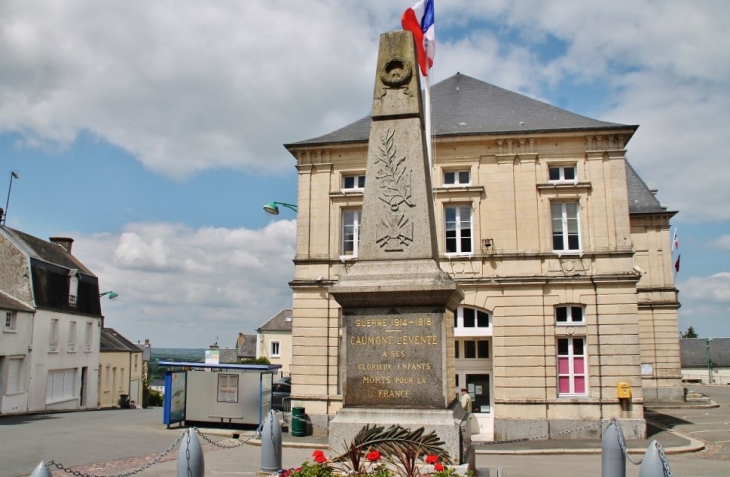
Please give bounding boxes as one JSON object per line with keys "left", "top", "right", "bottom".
{"left": 2, "top": 1, "right": 729, "bottom": 347}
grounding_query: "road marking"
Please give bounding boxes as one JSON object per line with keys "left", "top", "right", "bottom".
{"left": 688, "top": 429, "right": 730, "bottom": 434}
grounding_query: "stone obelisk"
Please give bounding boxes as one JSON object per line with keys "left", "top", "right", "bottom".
{"left": 328, "top": 30, "right": 465, "bottom": 462}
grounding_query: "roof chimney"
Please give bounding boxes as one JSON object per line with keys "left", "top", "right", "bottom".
{"left": 49, "top": 236, "right": 74, "bottom": 254}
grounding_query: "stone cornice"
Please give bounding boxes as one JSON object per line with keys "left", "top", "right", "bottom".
{"left": 637, "top": 301, "right": 681, "bottom": 310}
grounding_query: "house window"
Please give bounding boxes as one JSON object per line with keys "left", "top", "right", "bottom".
{"left": 556, "top": 305, "right": 585, "bottom": 324}
{"left": 461, "top": 339, "right": 490, "bottom": 359}
{"left": 105, "top": 365, "right": 111, "bottom": 390}
{"left": 455, "top": 341, "right": 459, "bottom": 359}
{"left": 134, "top": 355, "right": 139, "bottom": 370}
{"left": 557, "top": 337, "right": 586, "bottom": 395}
{"left": 270, "top": 341, "right": 281, "bottom": 358}
{"left": 84, "top": 322, "right": 93, "bottom": 351}
{"left": 67, "top": 321, "right": 77, "bottom": 352}
{"left": 445, "top": 205, "right": 472, "bottom": 254}
{"left": 4, "top": 311, "right": 16, "bottom": 331}
{"left": 549, "top": 165, "right": 577, "bottom": 182}
{"left": 49, "top": 319, "right": 59, "bottom": 352}
{"left": 444, "top": 170, "right": 470, "bottom": 186}
{"left": 45, "top": 368, "right": 76, "bottom": 403}
{"left": 7, "top": 357, "right": 24, "bottom": 394}
{"left": 342, "top": 209, "right": 362, "bottom": 257}
{"left": 343, "top": 174, "right": 365, "bottom": 191}
{"left": 551, "top": 202, "right": 580, "bottom": 252}
{"left": 455, "top": 307, "right": 490, "bottom": 328}
{"left": 69, "top": 270, "right": 79, "bottom": 305}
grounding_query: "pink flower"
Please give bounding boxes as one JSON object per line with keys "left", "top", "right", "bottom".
{"left": 425, "top": 455, "right": 439, "bottom": 464}
{"left": 366, "top": 450, "right": 381, "bottom": 462}
{"left": 434, "top": 463, "right": 444, "bottom": 472}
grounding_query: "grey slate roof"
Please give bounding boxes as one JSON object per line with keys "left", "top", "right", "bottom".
{"left": 0, "top": 288, "right": 35, "bottom": 312}
{"left": 0, "top": 226, "right": 95, "bottom": 276}
{"left": 100, "top": 327, "right": 141, "bottom": 353}
{"left": 681, "top": 338, "right": 730, "bottom": 368}
{"left": 257, "top": 308, "right": 293, "bottom": 332}
{"left": 287, "top": 73, "right": 633, "bottom": 147}
{"left": 625, "top": 162, "right": 668, "bottom": 214}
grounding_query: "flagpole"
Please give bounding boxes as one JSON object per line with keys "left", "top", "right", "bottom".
{"left": 424, "top": 71, "right": 433, "bottom": 183}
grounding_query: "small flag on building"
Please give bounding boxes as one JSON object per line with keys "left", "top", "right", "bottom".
{"left": 674, "top": 254, "right": 681, "bottom": 273}
{"left": 401, "top": 0, "right": 435, "bottom": 76}
{"left": 672, "top": 228, "right": 679, "bottom": 251}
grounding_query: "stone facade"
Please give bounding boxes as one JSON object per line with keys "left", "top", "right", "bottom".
{"left": 283, "top": 73, "right": 681, "bottom": 440}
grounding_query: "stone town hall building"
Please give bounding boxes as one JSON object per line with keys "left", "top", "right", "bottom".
{"left": 284, "top": 73, "right": 681, "bottom": 440}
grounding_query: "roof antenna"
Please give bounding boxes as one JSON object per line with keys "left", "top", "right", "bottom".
{"left": 1, "top": 171, "right": 19, "bottom": 226}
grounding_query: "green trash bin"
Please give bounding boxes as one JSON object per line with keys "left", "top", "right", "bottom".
{"left": 291, "top": 407, "right": 307, "bottom": 437}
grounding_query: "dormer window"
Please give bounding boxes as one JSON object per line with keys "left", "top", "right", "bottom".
{"left": 549, "top": 165, "right": 577, "bottom": 182}
{"left": 444, "top": 170, "right": 470, "bottom": 186}
{"left": 68, "top": 269, "right": 79, "bottom": 306}
{"left": 342, "top": 174, "right": 365, "bottom": 191}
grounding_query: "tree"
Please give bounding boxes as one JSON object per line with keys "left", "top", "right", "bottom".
{"left": 681, "top": 326, "right": 698, "bottom": 338}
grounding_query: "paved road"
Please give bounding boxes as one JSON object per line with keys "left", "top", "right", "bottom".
{"left": 2, "top": 385, "right": 729, "bottom": 477}
{"left": 0, "top": 407, "right": 180, "bottom": 477}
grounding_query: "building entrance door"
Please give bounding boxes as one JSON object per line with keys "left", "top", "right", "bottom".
{"left": 466, "top": 373, "right": 493, "bottom": 440}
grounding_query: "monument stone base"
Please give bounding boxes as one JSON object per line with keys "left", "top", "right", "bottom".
{"left": 328, "top": 408, "right": 472, "bottom": 469}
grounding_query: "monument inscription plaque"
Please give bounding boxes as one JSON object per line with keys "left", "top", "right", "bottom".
{"left": 345, "top": 309, "right": 445, "bottom": 408}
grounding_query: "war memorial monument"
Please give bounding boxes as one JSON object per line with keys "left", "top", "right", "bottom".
{"left": 328, "top": 30, "right": 468, "bottom": 464}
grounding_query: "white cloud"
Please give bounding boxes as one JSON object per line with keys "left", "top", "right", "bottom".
{"left": 680, "top": 272, "right": 730, "bottom": 303}
{"left": 678, "top": 272, "right": 730, "bottom": 337}
{"left": 71, "top": 220, "right": 296, "bottom": 347}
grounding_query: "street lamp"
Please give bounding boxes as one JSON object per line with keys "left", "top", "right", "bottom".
{"left": 706, "top": 338, "right": 714, "bottom": 384}
{"left": 263, "top": 202, "right": 298, "bottom": 216}
{"left": 1, "top": 171, "right": 19, "bottom": 226}
{"left": 99, "top": 291, "right": 119, "bottom": 300}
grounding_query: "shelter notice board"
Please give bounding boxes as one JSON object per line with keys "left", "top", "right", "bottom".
{"left": 163, "top": 371, "right": 187, "bottom": 425}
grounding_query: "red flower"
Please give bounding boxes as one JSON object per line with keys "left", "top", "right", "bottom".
{"left": 366, "top": 450, "right": 381, "bottom": 461}
{"left": 434, "top": 463, "right": 444, "bottom": 472}
{"left": 312, "top": 450, "right": 328, "bottom": 464}
{"left": 425, "top": 455, "right": 439, "bottom": 464}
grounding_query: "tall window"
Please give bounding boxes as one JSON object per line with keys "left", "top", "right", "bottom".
{"left": 342, "top": 174, "right": 365, "bottom": 191}
{"left": 4, "top": 311, "right": 16, "bottom": 331}
{"left": 557, "top": 338, "right": 586, "bottom": 395}
{"left": 270, "top": 341, "right": 281, "bottom": 357}
{"left": 68, "top": 321, "right": 77, "bottom": 351}
{"left": 69, "top": 271, "right": 79, "bottom": 305}
{"left": 49, "top": 319, "right": 59, "bottom": 352}
{"left": 342, "top": 209, "right": 361, "bottom": 257}
{"left": 84, "top": 322, "right": 93, "bottom": 351}
{"left": 549, "top": 165, "right": 577, "bottom": 182}
{"left": 551, "top": 202, "right": 580, "bottom": 252}
{"left": 556, "top": 305, "right": 584, "bottom": 324}
{"left": 445, "top": 205, "right": 472, "bottom": 254}
{"left": 444, "top": 170, "right": 470, "bottom": 186}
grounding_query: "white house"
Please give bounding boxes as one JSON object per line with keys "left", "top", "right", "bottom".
{"left": 0, "top": 228, "right": 103, "bottom": 413}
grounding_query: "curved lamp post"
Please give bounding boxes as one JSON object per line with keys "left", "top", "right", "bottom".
{"left": 99, "top": 291, "right": 119, "bottom": 300}
{"left": 263, "top": 202, "right": 298, "bottom": 216}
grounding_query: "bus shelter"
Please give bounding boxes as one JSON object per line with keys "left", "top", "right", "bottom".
{"left": 159, "top": 361, "right": 281, "bottom": 428}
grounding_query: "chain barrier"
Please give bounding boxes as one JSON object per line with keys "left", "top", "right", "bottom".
{"left": 611, "top": 418, "right": 643, "bottom": 465}
{"left": 196, "top": 422, "right": 264, "bottom": 448}
{"left": 657, "top": 441, "right": 673, "bottom": 477}
{"left": 472, "top": 418, "right": 609, "bottom": 446}
{"left": 46, "top": 431, "right": 185, "bottom": 477}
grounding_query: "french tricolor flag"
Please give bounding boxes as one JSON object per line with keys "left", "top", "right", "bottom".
{"left": 401, "top": 0, "right": 435, "bottom": 76}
